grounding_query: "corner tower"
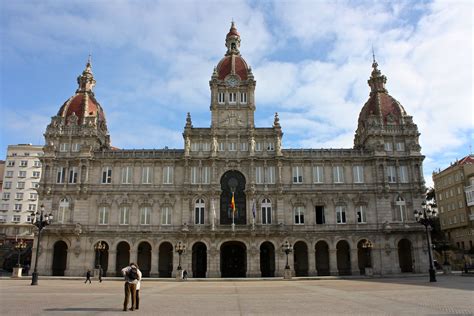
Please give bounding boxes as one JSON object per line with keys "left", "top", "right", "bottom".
{"left": 209, "top": 22, "right": 256, "bottom": 130}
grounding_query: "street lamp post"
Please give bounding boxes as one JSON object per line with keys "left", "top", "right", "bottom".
{"left": 414, "top": 202, "right": 437, "bottom": 282}
{"left": 31, "top": 204, "right": 53, "bottom": 285}
{"left": 15, "top": 240, "right": 28, "bottom": 267}
{"left": 175, "top": 241, "right": 186, "bottom": 271}
{"left": 94, "top": 241, "right": 105, "bottom": 281}
{"left": 281, "top": 240, "right": 293, "bottom": 270}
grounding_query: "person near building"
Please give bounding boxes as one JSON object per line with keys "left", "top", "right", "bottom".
{"left": 183, "top": 269, "right": 188, "bottom": 280}
{"left": 121, "top": 263, "right": 140, "bottom": 311}
{"left": 84, "top": 270, "right": 92, "bottom": 284}
{"left": 135, "top": 265, "right": 143, "bottom": 310}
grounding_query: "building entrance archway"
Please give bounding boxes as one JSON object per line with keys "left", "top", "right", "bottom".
{"left": 260, "top": 241, "right": 275, "bottom": 277}
{"left": 52, "top": 240, "right": 68, "bottom": 276}
{"left": 192, "top": 242, "right": 207, "bottom": 278}
{"left": 159, "top": 242, "right": 173, "bottom": 277}
{"left": 315, "top": 241, "right": 330, "bottom": 276}
{"left": 357, "top": 239, "right": 372, "bottom": 275}
{"left": 94, "top": 241, "right": 109, "bottom": 276}
{"left": 336, "top": 240, "right": 351, "bottom": 276}
{"left": 138, "top": 241, "right": 152, "bottom": 277}
{"left": 398, "top": 239, "right": 413, "bottom": 272}
{"left": 116, "top": 242, "right": 130, "bottom": 276}
{"left": 220, "top": 241, "right": 246, "bottom": 277}
{"left": 220, "top": 170, "right": 246, "bottom": 225}
{"left": 294, "top": 241, "right": 308, "bottom": 276}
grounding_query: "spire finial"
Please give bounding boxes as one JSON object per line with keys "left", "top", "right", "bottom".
{"left": 88, "top": 53, "right": 92, "bottom": 66}
{"left": 77, "top": 56, "right": 96, "bottom": 94}
{"left": 367, "top": 50, "right": 387, "bottom": 94}
{"left": 372, "top": 45, "right": 376, "bottom": 63}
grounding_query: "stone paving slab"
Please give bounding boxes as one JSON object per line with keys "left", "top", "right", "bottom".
{"left": 0, "top": 275, "right": 473, "bottom": 315}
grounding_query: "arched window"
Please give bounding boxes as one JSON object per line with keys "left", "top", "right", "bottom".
{"left": 58, "top": 198, "right": 69, "bottom": 223}
{"left": 394, "top": 196, "right": 407, "bottom": 221}
{"left": 195, "top": 198, "right": 205, "bottom": 225}
{"left": 294, "top": 206, "right": 304, "bottom": 225}
{"left": 261, "top": 198, "right": 272, "bottom": 225}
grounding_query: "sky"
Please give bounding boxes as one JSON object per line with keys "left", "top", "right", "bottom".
{"left": 0, "top": 0, "right": 472, "bottom": 188}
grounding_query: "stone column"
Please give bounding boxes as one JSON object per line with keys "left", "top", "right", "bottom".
{"left": 150, "top": 249, "right": 158, "bottom": 277}
{"left": 247, "top": 248, "right": 260, "bottom": 277}
{"left": 207, "top": 248, "right": 220, "bottom": 277}
{"left": 329, "top": 249, "right": 338, "bottom": 275}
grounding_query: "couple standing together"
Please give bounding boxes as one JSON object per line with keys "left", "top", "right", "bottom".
{"left": 121, "top": 263, "right": 142, "bottom": 311}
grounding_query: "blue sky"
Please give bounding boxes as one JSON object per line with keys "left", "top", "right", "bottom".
{"left": 0, "top": 0, "right": 472, "bottom": 187}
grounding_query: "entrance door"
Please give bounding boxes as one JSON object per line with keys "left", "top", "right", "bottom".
{"left": 159, "top": 242, "right": 173, "bottom": 277}
{"left": 220, "top": 241, "right": 246, "bottom": 277}
{"left": 336, "top": 240, "right": 351, "bottom": 275}
{"left": 52, "top": 241, "right": 67, "bottom": 276}
{"left": 294, "top": 241, "right": 308, "bottom": 276}
{"left": 192, "top": 242, "right": 207, "bottom": 278}
{"left": 357, "top": 239, "right": 372, "bottom": 275}
{"left": 138, "top": 242, "right": 152, "bottom": 277}
{"left": 398, "top": 239, "right": 413, "bottom": 272}
{"left": 220, "top": 170, "right": 247, "bottom": 225}
{"left": 116, "top": 242, "right": 130, "bottom": 276}
{"left": 315, "top": 241, "right": 330, "bottom": 276}
{"left": 260, "top": 242, "right": 275, "bottom": 277}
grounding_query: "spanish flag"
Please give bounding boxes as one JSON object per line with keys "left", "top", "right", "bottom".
{"left": 231, "top": 192, "right": 236, "bottom": 214}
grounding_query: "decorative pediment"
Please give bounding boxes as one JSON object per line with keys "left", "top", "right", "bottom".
{"left": 352, "top": 193, "right": 369, "bottom": 205}
{"left": 311, "top": 195, "right": 327, "bottom": 206}
{"left": 290, "top": 195, "right": 306, "bottom": 207}
{"left": 159, "top": 193, "right": 176, "bottom": 207}
{"left": 332, "top": 194, "right": 347, "bottom": 206}
{"left": 118, "top": 193, "right": 133, "bottom": 206}
{"left": 138, "top": 194, "right": 154, "bottom": 206}
{"left": 97, "top": 194, "right": 112, "bottom": 206}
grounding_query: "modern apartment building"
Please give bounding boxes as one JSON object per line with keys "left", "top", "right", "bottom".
{"left": 432, "top": 155, "right": 474, "bottom": 251}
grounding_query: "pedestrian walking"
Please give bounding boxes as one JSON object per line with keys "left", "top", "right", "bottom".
{"left": 99, "top": 267, "right": 103, "bottom": 283}
{"left": 121, "top": 263, "right": 140, "bottom": 311}
{"left": 183, "top": 269, "right": 188, "bottom": 280}
{"left": 85, "top": 270, "right": 92, "bottom": 284}
{"left": 135, "top": 265, "right": 143, "bottom": 310}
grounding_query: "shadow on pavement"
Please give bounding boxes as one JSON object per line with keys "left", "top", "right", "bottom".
{"left": 44, "top": 308, "right": 119, "bottom": 312}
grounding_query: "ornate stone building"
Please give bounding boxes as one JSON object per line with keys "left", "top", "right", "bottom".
{"left": 34, "top": 23, "right": 428, "bottom": 278}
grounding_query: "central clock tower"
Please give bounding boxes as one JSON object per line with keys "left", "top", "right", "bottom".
{"left": 209, "top": 22, "right": 256, "bottom": 130}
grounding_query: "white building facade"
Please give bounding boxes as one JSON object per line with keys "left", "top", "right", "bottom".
{"left": 34, "top": 23, "right": 429, "bottom": 278}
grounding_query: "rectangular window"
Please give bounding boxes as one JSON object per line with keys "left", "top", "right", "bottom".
{"left": 121, "top": 166, "right": 132, "bottom": 184}
{"left": 0, "top": 215, "right": 7, "bottom": 222}
{"left": 6, "top": 171, "right": 13, "bottom": 177}
{"left": 29, "top": 193, "right": 37, "bottom": 200}
{"left": 59, "top": 143, "right": 69, "bottom": 152}
{"left": 229, "top": 142, "right": 237, "bottom": 151}
{"left": 32, "top": 171, "right": 41, "bottom": 178}
{"left": 458, "top": 200, "right": 463, "bottom": 208}
{"left": 202, "top": 143, "right": 210, "bottom": 151}
{"left": 240, "top": 142, "right": 248, "bottom": 151}
{"left": 142, "top": 167, "right": 152, "bottom": 184}
{"left": 398, "top": 166, "right": 408, "bottom": 183}
{"left": 386, "top": 166, "right": 397, "bottom": 183}
{"left": 333, "top": 166, "right": 344, "bottom": 183}
{"left": 384, "top": 142, "right": 393, "bottom": 151}
{"left": 28, "top": 204, "right": 36, "bottom": 211}
{"left": 161, "top": 206, "right": 171, "bottom": 225}
{"left": 315, "top": 206, "right": 325, "bottom": 224}
{"left": 99, "top": 207, "right": 109, "bottom": 225}
{"left": 32, "top": 182, "right": 39, "bottom": 189}
{"left": 313, "top": 166, "right": 324, "bottom": 183}
{"left": 14, "top": 204, "right": 22, "bottom": 211}
{"left": 255, "top": 167, "right": 264, "bottom": 184}
{"left": 202, "top": 167, "right": 210, "bottom": 184}
{"left": 218, "top": 92, "right": 225, "bottom": 104}
{"left": 336, "top": 206, "right": 346, "bottom": 224}
{"left": 120, "top": 206, "right": 130, "bottom": 225}
{"left": 191, "top": 167, "right": 199, "bottom": 184}
{"left": 69, "top": 167, "right": 78, "bottom": 184}
{"left": 267, "top": 142, "right": 275, "bottom": 151}
{"left": 57, "top": 167, "right": 66, "bottom": 184}
{"left": 292, "top": 166, "right": 303, "bottom": 184}
{"left": 163, "top": 166, "right": 173, "bottom": 184}
{"left": 18, "top": 171, "right": 27, "bottom": 178}
{"left": 294, "top": 206, "right": 305, "bottom": 225}
{"left": 7, "top": 160, "right": 15, "bottom": 167}
{"left": 13, "top": 215, "right": 21, "bottom": 223}
{"left": 71, "top": 143, "right": 81, "bottom": 152}
{"left": 353, "top": 165, "right": 364, "bottom": 183}
{"left": 4, "top": 182, "right": 12, "bottom": 189}
{"left": 15, "top": 193, "right": 23, "bottom": 200}
{"left": 195, "top": 204, "right": 205, "bottom": 225}
{"left": 240, "top": 92, "right": 247, "bottom": 104}
{"left": 265, "top": 166, "right": 275, "bottom": 184}
{"left": 20, "top": 160, "right": 28, "bottom": 167}
{"left": 255, "top": 142, "right": 263, "bottom": 151}
{"left": 191, "top": 142, "right": 200, "bottom": 152}
{"left": 2, "top": 193, "right": 10, "bottom": 200}
{"left": 261, "top": 203, "right": 272, "bottom": 225}
{"left": 356, "top": 205, "right": 367, "bottom": 223}
{"left": 0, "top": 204, "right": 8, "bottom": 211}
{"left": 17, "top": 182, "right": 25, "bottom": 189}
{"left": 396, "top": 142, "right": 405, "bottom": 151}
{"left": 229, "top": 92, "right": 236, "bottom": 103}
{"left": 218, "top": 142, "right": 225, "bottom": 151}
{"left": 34, "top": 161, "right": 41, "bottom": 167}
{"left": 140, "top": 207, "right": 151, "bottom": 225}
{"left": 101, "top": 167, "right": 112, "bottom": 184}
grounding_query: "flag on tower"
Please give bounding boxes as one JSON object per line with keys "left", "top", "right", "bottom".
{"left": 231, "top": 192, "right": 236, "bottom": 214}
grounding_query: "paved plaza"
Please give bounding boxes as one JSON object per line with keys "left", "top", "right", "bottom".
{"left": 0, "top": 275, "right": 473, "bottom": 315}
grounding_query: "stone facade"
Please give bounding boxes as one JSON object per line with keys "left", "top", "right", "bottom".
{"left": 33, "top": 23, "right": 429, "bottom": 278}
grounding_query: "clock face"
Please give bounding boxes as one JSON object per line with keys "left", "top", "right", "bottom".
{"left": 226, "top": 77, "right": 239, "bottom": 87}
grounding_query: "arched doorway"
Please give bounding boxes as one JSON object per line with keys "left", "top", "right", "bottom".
{"left": 260, "top": 242, "right": 275, "bottom": 277}
{"left": 137, "top": 242, "right": 152, "bottom": 277}
{"left": 357, "top": 239, "right": 372, "bottom": 275}
{"left": 315, "top": 241, "right": 330, "bottom": 276}
{"left": 398, "top": 239, "right": 413, "bottom": 272}
{"left": 293, "top": 241, "right": 308, "bottom": 276}
{"left": 220, "top": 170, "right": 246, "bottom": 225}
{"left": 116, "top": 242, "right": 130, "bottom": 276}
{"left": 94, "top": 241, "right": 109, "bottom": 276}
{"left": 220, "top": 241, "right": 246, "bottom": 277}
{"left": 192, "top": 242, "right": 207, "bottom": 278}
{"left": 159, "top": 242, "right": 173, "bottom": 277}
{"left": 52, "top": 241, "right": 68, "bottom": 276}
{"left": 336, "top": 240, "right": 351, "bottom": 276}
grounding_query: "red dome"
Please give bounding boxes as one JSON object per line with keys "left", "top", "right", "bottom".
{"left": 216, "top": 55, "right": 249, "bottom": 81}
{"left": 57, "top": 92, "right": 106, "bottom": 125}
{"left": 358, "top": 92, "right": 406, "bottom": 125}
